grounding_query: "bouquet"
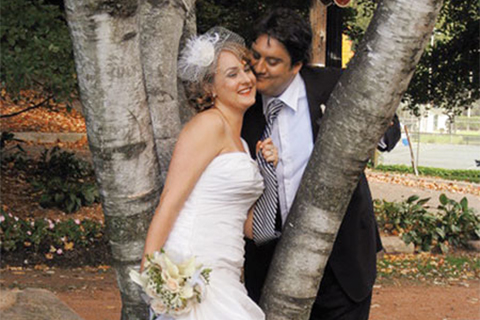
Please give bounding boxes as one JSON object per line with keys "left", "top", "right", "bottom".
{"left": 130, "top": 250, "right": 211, "bottom": 319}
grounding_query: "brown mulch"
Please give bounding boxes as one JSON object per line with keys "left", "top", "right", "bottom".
{"left": 367, "top": 170, "right": 480, "bottom": 196}
{"left": 1, "top": 90, "right": 86, "bottom": 133}
{"left": 0, "top": 265, "right": 478, "bottom": 320}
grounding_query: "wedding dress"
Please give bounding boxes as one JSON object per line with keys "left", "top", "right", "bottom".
{"left": 163, "top": 141, "right": 265, "bottom": 320}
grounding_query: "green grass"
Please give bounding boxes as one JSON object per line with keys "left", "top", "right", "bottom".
{"left": 408, "top": 132, "right": 480, "bottom": 145}
{"left": 372, "top": 164, "right": 480, "bottom": 183}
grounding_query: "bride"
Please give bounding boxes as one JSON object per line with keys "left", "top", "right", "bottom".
{"left": 141, "top": 28, "right": 277, "bottom": 319}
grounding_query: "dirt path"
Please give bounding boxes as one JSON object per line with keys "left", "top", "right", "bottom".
{"left": 1, "top": 266, "right": 478, "bottom": 320}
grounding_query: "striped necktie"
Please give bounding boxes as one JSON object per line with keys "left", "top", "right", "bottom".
{"left": 253, "top": 98, "right": 285, "bottom": 245}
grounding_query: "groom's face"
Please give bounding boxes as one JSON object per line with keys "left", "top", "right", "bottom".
{"left": 251, "top": 34, "right": 302, "bottom": 97}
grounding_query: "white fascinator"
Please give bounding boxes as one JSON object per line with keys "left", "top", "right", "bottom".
{"left": 178, "top": 27, "right": 246, "bottom": 83}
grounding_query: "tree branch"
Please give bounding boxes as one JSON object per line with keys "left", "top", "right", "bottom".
{"left": 0, "top": 96, "right": 52, "bottom": 118}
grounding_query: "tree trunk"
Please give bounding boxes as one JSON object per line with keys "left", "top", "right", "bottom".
{"left": 261, "top": 0, "right": 443, "bottom": 319}
{"left": 64, "top": 1, "right": 164, "bottom": 318}
{"left": 138, "top": 0, "right": 196, "bottom": 184}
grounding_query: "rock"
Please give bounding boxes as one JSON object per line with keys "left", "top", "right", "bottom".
{"left": 0, "top": 289, "right": 18, "bottom": 310}
{"left": 381, "top": 236, "right": 415, "bottom": 254}
{"left": 467, "top": 240, "right": 480, "bottom": 252}
{"left": 0, "top": 288, "right": 84, "bottom": 320}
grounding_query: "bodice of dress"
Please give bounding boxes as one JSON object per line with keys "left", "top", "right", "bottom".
{"left": 164, "top": 149, "right": 264, "bottom": 276}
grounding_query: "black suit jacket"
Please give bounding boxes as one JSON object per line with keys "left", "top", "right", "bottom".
{"left": 242, "top": 66, "right": 400, "bottom": 303}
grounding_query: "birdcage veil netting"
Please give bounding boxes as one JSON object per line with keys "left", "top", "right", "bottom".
{"left": 177, "top": 27, "right": 246, "bottom": 83}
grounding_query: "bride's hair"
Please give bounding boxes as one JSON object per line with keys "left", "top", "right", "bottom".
{"left": 178, "top": 28, "right": 251, "bottom": 112}
{"left": 187, "top": 43, "right": 251, "bottom": 112}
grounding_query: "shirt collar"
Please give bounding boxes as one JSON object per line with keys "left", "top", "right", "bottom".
{"left": 262, "top": 73, "right": 306, "bottom": 114}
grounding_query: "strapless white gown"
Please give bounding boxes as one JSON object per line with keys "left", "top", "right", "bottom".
{"left": 163, "top": 145, "right": 265, "bottom": 320}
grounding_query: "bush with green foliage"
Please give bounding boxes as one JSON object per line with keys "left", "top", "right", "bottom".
{"left": 30, "top": 147, "right": 99, "bottom": 213}
{"left": 0, "top": 209, "right": 104, "bottom": 254}
{"left": 375, "top": 194, "right": 480, "bottom": 253}
{"left": 435, "top": 194, "right": 480, "bottom": 252}
{"left": 1, "top": 0, "right": 76, "bottom": 102}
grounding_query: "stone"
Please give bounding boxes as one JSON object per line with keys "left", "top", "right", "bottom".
{"left": 381, "top": 236, "right": 415, "bottom": 254}
{"left": 0, "top": 289, "right": 18, "bottom": 310}
{"left": 467, "top": 240, "right": 480, "bottom": 252}
{"left": 0, "top": 288, "right": 84, "bottom": 320}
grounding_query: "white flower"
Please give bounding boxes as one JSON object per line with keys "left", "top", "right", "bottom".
{"left": 178, "top": 256, "right": 197, "bottom": 278}
{"left": 129, "top": 269, "right": 149, "bottom": 288}
{"left": 161, "top": 253, "right": 180, "bottom": 280}
{"left": 180, "top": 283, "right": 194, "bottom": 299}
{"left": 150, "top": 298, "right": 167, "bottom": 314}
{"left": 145, "top": 284, "right": 157, "bottom": 299}
{"left": 166, "top": 277, "right": 180, "bottom": 293}
{"left": 131, "top": 250, "right": 211, "bottom": 318}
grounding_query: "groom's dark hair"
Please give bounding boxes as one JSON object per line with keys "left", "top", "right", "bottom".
{"left": 253, "top": 8, "right": 312, "bottom": 66}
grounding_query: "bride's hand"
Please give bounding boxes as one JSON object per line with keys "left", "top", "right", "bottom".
{"left": 256, "top": 138, "right": 278, "bottom": 168}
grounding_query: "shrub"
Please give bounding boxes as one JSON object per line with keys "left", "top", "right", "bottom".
{"left": 30, "top": 147, "right": 99, "bottom": 213}
{"left": 372, "top": 164, "right": 480, "bottom": 183}
{"left": 435, "top": 194, "right": 480, "bottom": 252}
{"left": 0, "top": 209, "right": 104, "bottom": 255}
{"left": 375, "top": 194, "right": 480, "bottom": 253}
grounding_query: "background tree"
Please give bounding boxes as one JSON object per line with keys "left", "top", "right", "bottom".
{"left": 1, "top": 0, "right": 75, "bottom": 107}
{"left": 344, "top": 0, "right": 479, "bottom": 116}
{"left": 260, "top": 0, "right": 442, "bottom": 318}
{"left": 4, "top": 0, "right": 475, "bottom": 119}
{"left": 196, "top": 0, "right": 309, "bottom": 41}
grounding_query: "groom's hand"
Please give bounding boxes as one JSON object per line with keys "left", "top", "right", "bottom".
{"left": 257, "top": 138, "right": 279, "bottom": 167}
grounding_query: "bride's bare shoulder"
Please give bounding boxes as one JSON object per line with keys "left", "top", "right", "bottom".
{"left": 181, "top": 108, "right": 226, "bottom": 138}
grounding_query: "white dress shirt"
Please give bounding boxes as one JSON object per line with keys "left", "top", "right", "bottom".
{"left": 262, "top": 73, "right": 314, "bottom": 226}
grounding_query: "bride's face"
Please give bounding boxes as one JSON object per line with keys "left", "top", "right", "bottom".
{"left": 212, "top": 51, "right": 256, "bottom": 111}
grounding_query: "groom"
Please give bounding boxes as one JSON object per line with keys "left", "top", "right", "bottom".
{"left": 242, "top": 8, "right": 400, "bottom": 320}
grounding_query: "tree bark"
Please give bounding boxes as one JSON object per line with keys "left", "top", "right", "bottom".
{"left": 261, "top": 0, "right": 443, "bottom": 319}
{"left": 64, "top": 1, "right": 162, "bottom": 318}
{"left": 138, "top": 0, "right": 196, "bottom": 184}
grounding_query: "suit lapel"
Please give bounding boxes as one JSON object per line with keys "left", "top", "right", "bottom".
{"left": 301, "top": 66, "right": 343, "bottom": 143}
{"left": 241, "top": 94, "right": 266, "bottom": 158}
{"left": 302, "top": 68, "right": 325, "bottom": 143}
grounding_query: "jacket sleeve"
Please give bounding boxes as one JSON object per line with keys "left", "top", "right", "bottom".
{"left": 377, "top": 114, "right": 401, "bottom": 152}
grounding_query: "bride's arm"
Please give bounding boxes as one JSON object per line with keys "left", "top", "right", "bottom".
{"left": 244, "top": 207, "right": 254, "bottom": 239}
{"left": 141, "top": 112, "right": 226, "bottom": 270}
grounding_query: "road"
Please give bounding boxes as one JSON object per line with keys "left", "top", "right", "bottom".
{"left": 380, "top": 142, "right": 480, "bottom": 170}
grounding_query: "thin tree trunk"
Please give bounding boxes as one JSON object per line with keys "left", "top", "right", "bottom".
{"left": 178, "top": 4, "right": 198, "bottom": 125}
{"left": 64, "top": 1, "right": 161, "bottom": 319}
{"left": 138, "top": 0, "right": 196, "bottom": 184}
{"left": 261, "top": 0, "right": 443, "bottom": 318}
